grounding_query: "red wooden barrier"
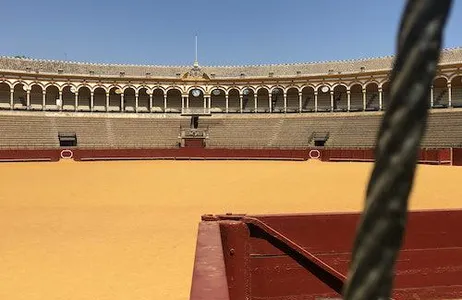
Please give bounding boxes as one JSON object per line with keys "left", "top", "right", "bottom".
{"left": 0, "top": 147, "right": 455, "bottom": 165}
{"left": 192, "top": 210, "right": 462, "bottom": 300}
{"left": 0, "top": 149, "right": 61, "bottom": 162}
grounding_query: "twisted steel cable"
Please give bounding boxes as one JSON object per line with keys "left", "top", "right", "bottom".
{"left": 342, "top": 1, "right": 453, "bottom": 299}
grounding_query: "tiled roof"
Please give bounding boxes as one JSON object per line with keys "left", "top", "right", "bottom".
{"left": 1, "top": 47, "right": 461, "bottom": 79}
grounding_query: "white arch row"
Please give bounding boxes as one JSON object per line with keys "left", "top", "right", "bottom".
{"left": 0, "top": 74, "right": 461, "bottom": 113}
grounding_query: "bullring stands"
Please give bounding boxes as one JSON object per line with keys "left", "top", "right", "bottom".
{"left": 0, "top": 109, "right": 461, "bottom": 149}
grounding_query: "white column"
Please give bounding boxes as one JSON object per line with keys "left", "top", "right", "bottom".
{"left": 347, "top": 90, "right": 351, "bottom": 112}
{"left": 182, "top": 96, "right": 185, "bottom": 110}
{"left": 362, "top": 88, "right": 367, "bottom": 111}
{"left": 186, "top": 96, "right": 190, "bottom": 108}
{"left": 430, "top": 85, "right": 434, "bottom": 108}
{"left": 120, "top": 93, "right": 125, "bottom": 112}
{"left": 269, "top": 93, "right": 272, "bottom": 113}
{"left": 10, "top": 89, "right": 14, "bottom": 109}
{"left": 298, "top": 91, "right": 302, "bottom": 113}
{"left": 74, "top": 92, "right": 78, "bottom": 111}
{"left": 314, "top": 92, "right": 318, "bottom": 112}
{"left": 149, "top": 93, "right": 153, "bottom": 112}
{"left": 207, "top": 96, "right": 211, "bottom": 110}
{"left": 135, "top": 92, "right": 139, "bottom": 113}
{"left": 225, "top": 94, "right": 229, "bottom": 113}
{"left": 379, "top": 88, "right": 383, "bottom": 111}
{"left": 239, "top": 95, "right": 243, "bottom": 113}
{"left": 59, "top": 91, "right": 63, "bottom": 111}
{"left": 283, "top": 92, "right": 287, "bottom": 113}
{"left": 90, "top": 92, "right": 94, "bottom": 111}
{"left": 203, "top": 96, "right": 207, "bottom": 109}
{"left": 163, "top": 94, "right": 167, "bottom": 112}
{"left": 42, "top": 91, "right": 46, "bottom": 109}
{"left": 448, "top": 83, "right": 452, "bottom": 108}
{"left": 330, "top": 91, "right": 334, "bottom": 112}
{"left": 254, "top": 93, "right": 258, "bottom": 113}
{"left": 106, "top": 93, "right": 109, "bottom": 112}
{"left": 26, "top": 90, "right": 30, "bottom": 109}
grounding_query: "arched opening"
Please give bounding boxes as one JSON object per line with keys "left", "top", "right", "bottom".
{"left": 211, "top": 88, "right": 226, "bottom": 113}
{"left": 45, "top": 85, "right": 60, "bottom": 110}
{"left": 62, "top": 86, "right": 75, "bottom": 111}
{"left": 13, "top": 83, "right": 27, "bottom": 109}
{"left": 137, "top": 88, "right": 150, "bottom": 112}
{"left": 286, "top": 88, "right": 299, "bottom": 112}
{"left": 271, "top": 88, "right": 284, "bottom": 113}
{"left": 166, "top": 89, "right": 181, "bottom": 113}
{"left": 301, "top": 86, "right": 315, "bottom": 112}
{"left": 0, "top": 82, "right": 10, "bottom": 109}
{"left": 382, "top": 82, "right": 390, "bottom": 110}
{"left": 242, "top": 88, "right": 255, "bottom": 113}
{"left": 108, "top": 87, "right": 122, "bottom": 112}
{"left": 228, "top": 89, "right": 240, "bottom": 113}
{"left": 451, "top": 76, "right": 462, "bottom": 107}
{"left": 124, "top": 87, "right": 136, "bottom": 112}
{"left": 77, "top": 86, "right": 91, "bottom": 111}
{"left": 350, "top": 84, "right": 363, "bottom": 111}
{"left": 316, "top": 85, "right": 330, "bottom": 112}
{"left": 152, "top": 89, "right": 164, "bottom": 112}
{"left": 365, "top": 82, "right": 379, "bottom": 111}
{"left": 256, "top": 88, "right": 269, "bottom": 113}
{"left": 433, "top": 77, "right": 449, "bottom": 108}
{"left": 188, "top": 88, "right": 204, "bottom": 110}
{"left": 30, "top": 84, "right": 43, "bottom": 110}
{"left": 333, "top": 85, "right": 347, "bottom": 112}
{"left": 93, "top": 87, "right": 106, "bottom": 112}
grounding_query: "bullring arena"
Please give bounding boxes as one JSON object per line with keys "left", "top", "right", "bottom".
{"left": 2, "top": 48, "right": 462, "bottom": 300}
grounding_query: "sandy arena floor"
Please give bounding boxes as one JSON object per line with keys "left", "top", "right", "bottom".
{"left": 1, "top": 160, "right": 462, "bottom": 300}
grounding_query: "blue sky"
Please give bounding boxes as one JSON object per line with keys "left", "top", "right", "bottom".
{"left": 2, "top": 0, "right": 461, "bottom": 66}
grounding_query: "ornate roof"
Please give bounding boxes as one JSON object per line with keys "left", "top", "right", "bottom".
{"left": 1, "top": 47, "right": 461, "bottom": 79}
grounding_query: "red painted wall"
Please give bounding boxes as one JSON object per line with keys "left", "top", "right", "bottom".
{"left": 0, "top": 149, "right": 61, "bottom": 162}
{"left": 0, "top": 147, "right": 455, "bottom": 165}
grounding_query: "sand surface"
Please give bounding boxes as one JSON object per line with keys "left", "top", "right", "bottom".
{"left": 1, "top": 160, "right": 461, "bottom": 300}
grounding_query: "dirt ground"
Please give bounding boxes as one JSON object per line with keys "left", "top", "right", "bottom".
{"left": 1, "top": 160, "right": 461, "bottom": 300}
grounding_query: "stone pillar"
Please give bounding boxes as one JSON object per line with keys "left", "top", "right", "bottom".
{"left": 362, "top": 88, "right": 367, "bottom": 111}
{"left": 106, "top": 93, "right": 109, "bottom": 112}
{"left": 10, "top": 88, "right": 14, "bottom": 109}
{"left": 149, "top": 93, "right": 153, "bottom": 112}
{"left": 163, "top": 94, "right": 167, "bottom": 112}
{"left": 74, "top": 92, "right": 78, "bottom": 112}
{"left": 120, "top": 93, "right": 125, "bottom": 112}
{"left": 330, "top": 91, "right": 334, "bottom": 112}
{"left": 42, "top": 91, "right": 46, "bottom": 110}
{"left": 186, "top": 96, "right": 190, "bottom": 108}
{"left": 269, "top": 93, "right": 273, "bottom": 113}
{"left": 378, "top": 88, "right": 383, "bottom": 111}
{"left": 90, "top": 92, "right": 94, "bottom": 111}
{"left": 135, "top": 92, "right": 139, "bottom": 113}
{"left": 298, "top": 91, "right": 302, "bottom": 113}
{"left": 182, "top": 96, "right": 185, "bottom": 110}
{"left": 448, "top": 83, "right": 452, "bottom": 108}
{"left": 347, "top": 90, "right": 351, "bottom": 112}
{"left": 207, "top": 96, "right": 211, "bottom": 110}
{"left": 26, "top": 90, "right": 30, "bottom": 109}
{"left": 203, "top": 96, "right": 207, "bottom": 109}
{"left": 254, "top": 93, "right": 258, "bottom": 113}
{"left": 225, "top": 94, "right": 229, "bottom": 113}
{"left": 430, "top": 85, "right": 434, "bottom": 108}
{"left": 283, "top": 92, "right": 287, "bottom": 113}
{"left": 314, "top": 91, "right": 318, "bottom": 112}
{"left": 239, "top": 95, "right": 243, "bottom": 113}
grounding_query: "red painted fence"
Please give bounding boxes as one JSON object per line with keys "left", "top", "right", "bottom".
{"left": 0, "top": 147, "right": 457, "bottom": 165}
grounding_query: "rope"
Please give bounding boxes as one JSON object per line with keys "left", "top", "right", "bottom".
{"left": 342, "top": 1, "right": 453, "bottom": 299}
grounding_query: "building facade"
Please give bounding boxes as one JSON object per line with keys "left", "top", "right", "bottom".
{"left": 1, "top": 48, "right": 462, "bottom": 114}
